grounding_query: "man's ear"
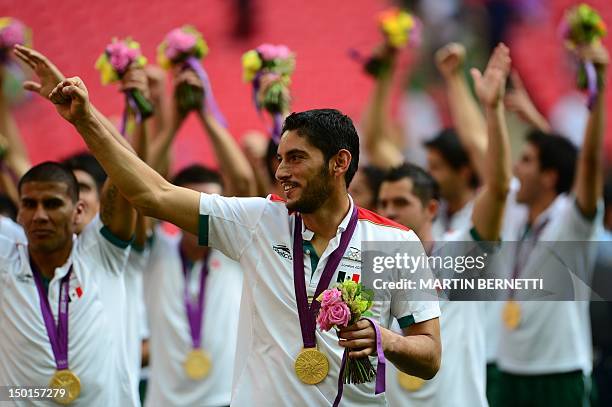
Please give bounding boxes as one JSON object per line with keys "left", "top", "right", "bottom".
{"left": 459, "top": 166, "right": 474, "bottom": 185}
{"left": 540, "top": 169, "right": 558, "bottom": 193}
{"left": 332, "top": 149, "right": 352, "bottom": 179}
{"left": 426, "top": 199, "right": 439, "bottom": 222}
{"left": 73, "top": 199, "right": 86, "bottom": 227}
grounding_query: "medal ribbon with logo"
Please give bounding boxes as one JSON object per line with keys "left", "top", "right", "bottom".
{"left": 292, "top": 205, "right": 358, "bottom": 385}
{"left": 179, "top": 249, "right": 212, "bottom": 380}
{"left": 503, "top": 219, "right": 550, "bottom": 330}
{"left": 31, "top": 260, "right": 81, "bottom": 405}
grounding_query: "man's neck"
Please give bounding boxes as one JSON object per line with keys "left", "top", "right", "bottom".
{"left": 180, "top": 236, "right": 208, "bottom": 263}
{"left": 527, "top": 192, "right": 557, "bottom": 225}
{"left": 446, "top": 188, "right": 475, "bottom": 217}
{"left": 301, "top": 191, "right": 351, "bottom": 241}
{"left": 416, "top": 225, "right": 435, "bottom": 255}
{"left": 29, "top": 242, "right": 73, "bottom": 280}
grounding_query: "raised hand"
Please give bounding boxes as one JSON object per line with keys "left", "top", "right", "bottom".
{"left": 435, "top": 42, "right": 466, "bottom": 80}
{"left": 49, "top": 77, "right": 92, "bottom": 125}
{"left": 120, "top": 67, "right": 150, "bottom": 99}
{"left": 574, "top": 42, "right": 610, "bottom": 76}
{"left": 470, "top": 43, "right": 511, "bottom": 109}
{"left": 173, "top": 67, "right": 203, "bottom": 117}
{"left": 256, "top": 72, "right": 291, "bottom": 116}
{"left": 504, "top": 70, "right": 551, "bottom": 132}
{"left": 13, "top": 45, "right": 65, "bottom": 100}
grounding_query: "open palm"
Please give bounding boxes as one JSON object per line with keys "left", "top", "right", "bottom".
{"left": 14, "top": 45, "right": 65, "bottom": 99}
{"left": 471, "top": 44, "right": 511, "bottom": 108}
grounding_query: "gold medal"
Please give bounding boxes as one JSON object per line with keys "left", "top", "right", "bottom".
{"left": 49, "top": 369, "right": 81, "bottom": 405}
{"left": 294, "top": 347, "right": 329, "bottom": 385}
{"left": 184, "top": 348, "right": 212, "bottom": 380}
{"left": 398, "top": 371, "right": 425, "bottom": 391}
{"left": 503, "top": 300, "right": 521, "bottom": 330}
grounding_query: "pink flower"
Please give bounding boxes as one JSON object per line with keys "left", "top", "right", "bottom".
{"left": 274, "top": 45, "right": 291, "bottom": 59}
{"left": 106, "top": 42, "right": 140, "bottom": 72}
{"left": 327, "top": 302, "right": 351, "bottom": 328}
{"left": 256, "top": 43, "right": 290, "bottom": 61}
{"left": 408, "top": 19, "right": 423, "bottom": 48}
{"left": 165, "top": 28, "right": 196, "bottom": 60}
{"left": 320, "top": 288, "right": 342, "bottom": 308}
{"left": 0, "top": 22, "right": 25, "bottom": 48}
{"left": 316, "top": 307, "right": 334, "bottom": 331}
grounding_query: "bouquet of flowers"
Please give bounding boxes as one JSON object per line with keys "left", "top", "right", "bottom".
{"left": 95, "top": 38, "right": 153, "bottom": 132}
{"left": 0, "top": 18, "right": 31, "bottom": 63}
{"left": 157, "top": 25, "right": 208, "bottom": 69}
{"left": 363, "top": 8, "right": 422, "bottom": 78}
{"left": 559, "top": 3, "right": 607, "bottom": 108}
{"left": 317, "top": 280, "right": 375, "bottom": 385}
{"left": 158, "top": 25, "right": 225, "bottom": 124}
{"left": 242, "top": 44, "right": 295, "bottom": 143}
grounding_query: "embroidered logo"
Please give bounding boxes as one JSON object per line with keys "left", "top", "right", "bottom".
{"left": 272, "top": 244, "right": 293, "bottom": 260}
{"left": 343, "top": 246, "right": 362, "bottom": 262}
{"left": 16, "top": 274, "right": 33, "bottom": 283}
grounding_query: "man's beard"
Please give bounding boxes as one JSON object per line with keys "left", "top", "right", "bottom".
{"left": 286, "top": 165, "right": 333, "bottom": 213}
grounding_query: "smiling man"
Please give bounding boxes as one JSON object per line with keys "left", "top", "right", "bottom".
{"left": 48, "top": 73, "right": 441, "bottom": 406}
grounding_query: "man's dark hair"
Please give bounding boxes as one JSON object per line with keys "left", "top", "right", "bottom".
{"left": 265, "top": 139, "right": 280, "bottom": 181}
{"left": 526, "top": 130, "right": 577, "bottom": 195}
{"left": 62, "top": 152, "right": 107, "bottom": 193}
{"left": 424, "top": 128, "right": 479, "bottom": 188}
{"left": 0, "top": 193, "right": 17, "bottom": 220}
{"left": 19, "top": 161, "right": 80, "bottom": 203}
{"left": 281, "top": 109, "right": 360, "bottom": 187}
{"left": 384, "top": 163, "right": 440, "bottom": 206}
{"left": 361, "top": 165, "right": 386, "bottom": 203}
{"left": 172, "top": 164, "right": 223, "bottom": 189}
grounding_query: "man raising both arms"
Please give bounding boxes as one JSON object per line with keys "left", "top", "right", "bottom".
{"left": 47, "top": 74, "right": 441, "bottom": 405}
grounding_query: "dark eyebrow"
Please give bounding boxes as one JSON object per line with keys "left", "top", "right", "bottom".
{"left": 43, "top": 197, "right": 64, "bottom": 205}
{"left": 283, "top": 149, "right": 309, "bottom": 157}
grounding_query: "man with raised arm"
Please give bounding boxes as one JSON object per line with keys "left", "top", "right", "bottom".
{"left": 380, "top": 43, "right": 512, "bottom": 407}
{"left": 361, "top": 43, "right": 481, "bottom": 241}
{"left": 48, "top": 71, "right": 441, "bottom": 404}
{"left": 489, "top": 42, "right": 609, "bottom": 407}
{"left": 13, "top": 45, "right": 147, "bottom": 406}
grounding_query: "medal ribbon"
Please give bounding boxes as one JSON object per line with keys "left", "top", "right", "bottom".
{"left": 584, "top": 61, "right": 598, "bottom": 110}
{"left": 179, "top": 250, "right": 208, "bottom": 350}
{"left": 120, "top": 91, "right": 143, "bottom": 136}
{"left": 31, "top": 261, "right": 72, "bottom": 371}
{"left": 333, "top": 317, "right": 386, "bottom": 407}
{"left": 292, "top": 205, "right": 358, "bottom": 349}
{"left": 510, "top": 218, "right": 549, "bottom": 299}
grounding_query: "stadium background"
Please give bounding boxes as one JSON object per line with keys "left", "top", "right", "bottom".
{"left": 0, "top": 0, "right": 610, "bottom": 171}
